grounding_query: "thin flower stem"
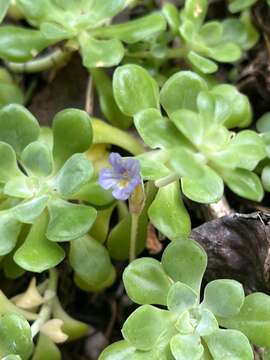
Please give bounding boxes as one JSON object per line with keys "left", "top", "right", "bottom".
{"left": 129, "top": 212, "right": 140, "bottom": 262}
{"left": 6, "top": 48, "right": 73, "bottom": 73}
{"left": 31, "top": 268, "right": 58, "bottom": 338}
{"left": 155, "top": 173, "right": 179, "bottom": 188}
{"left": 92, "top": 118, "right": 145, "bottom": 156}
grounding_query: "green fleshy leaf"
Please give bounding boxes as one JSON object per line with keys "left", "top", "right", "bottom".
{"left": 32, "top": 334, "right": 60, "bottom": 360}
{"left": 113, "top": 64, "right": 159, "bottom": 117}
{"left": 181, "top": 166, "right": 224, "bottom": 204}
{"left": 21, "top": 141, "right": 53, "bottom": 177}
{"left": 74, "top": 179, "right": 114, "bottom": 207}
{"left": 0, "top": 313, "right": 33, "bottom": 360}
{"left": 228, "top": 0, "right": 257, "bottom": 13}
{"left": 93, "top": 13, "right": 166, "bottom": 44}
{"left": 197, "top": 91, "right": 231, "bottom": 126}
{"left": 187, "top": 51, "right": 218, "bottom": 74}
{"left": 222, "top": 168, "right": 264, "bottom": 201}
{"left": 200, "top": 21, "right": 223, "bottom": 45}
{"left": 162, "top": 3, "right": 180, "bottom": 35}
{"left": 0, "top": 77, "right": 23, "bottom": 109}
{"left": 0, "top": 0, "right": 10, "bottom": 23}
{"left": 56, "top": 154, "right": 94, "bottom": 197}
{"left": 195, "top": 308, "right": 219, "bottom": 336}
{"left": 161, "top": 240, "right": 207, "bottom": 294}
{"left": 69, "top": 235, "right": 114, "bottom": 289}
{"left": 0, "top": 142, "right": 22, "bottom": 182}
{"left": 168, "top": 148, "right": 205, "bottom": 179}
{"left": 0, "top": 26, "right": 52, "bottom": 62}
{"left": 89, "top": 206, "right": 115, "bottom": 244}
{"left": 219, "top": 292, "right": 270, "bottom": 347}
{"left": 160, "top": 71, "right": 208, "bottom": 115}
{"left": 0, "top": 213, "right": 21, "bottom": 256}
{"left": 123, "top": 258, "right": 171, "bottom": 306}
{"left": 12, "top": 196, "right": 49, "bottom": 224}
{"left": 167, "top": 282, "right": 198, "bottom": 314}
{"left": 122, "top": 305, "right": 172, "bottom": 351}
{"left": 170, "top": 333, "right": 204, "bottom": 360}
{"left": 203, "top": 279, "right": 245, "bottom": 317}
{"left": 52, "top": 109, "right": 93, "bottom": 170}
{"left": 79, "top": 34, "right": 124, "bottom": 69}
{"left": 170, "top": 109, "right": 204, "bottom": 146}
{"left": 182, "top": 0, "right": 208, "bottom": 26}
{"left": 99, "top": 340, "right": 136, "bottom": 360}
{"left": 148, "top": 181, "right": 191, "bottom": 241}
{"left": 46, "top": 199, "right": 97, "bottom": 242}
{"left": 91, "top": 68, "right": 132, "bottom": 129}
{"left": 136, "top": 151, "right": 171, "bottom": 181}
{"left": 89, "top": 0, "right": 126, "bottom": 23}
{"left": 210, "top": 84, "right": 252, "bottom": 128}
{"left": 205, "top": 329, "right": 253, "bottom": 360}
{"left": 4, "top": 177, "right": 36, "bottom": 199}
{"left": 14, "top": 211, "right": 65, "bottom": 272}
{"left": 208, "top": 42, "right": 241, "bottom": 62}
{"left": 74, "top": 267, "right": 116, "bottom": 293}
{"left": 262, "top": 165, "right": 270, "bottom": 192}
{"left": 257, "top": 112, "right": 270, "bottom": 133}
{"left": 134, "top": 109, "right": 184, "bottom": 149}
{"left": 0, "top": 104, "right": 40, "bottom": 155}
{"left": 40, "top": 22, "right": 74, "bottom": 41}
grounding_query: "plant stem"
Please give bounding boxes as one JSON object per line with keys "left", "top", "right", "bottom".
{"left": 155, "top": 173, "right": 179, "bottom": 188}
{"left": 6, "top": 48, "right": 73, "bottom": 73}
{"left": 92, "top": 118, "right": 145, "bottom": 156}
{"left": 129, "top": 212, "right": 140, "bottom": 262}
{"left": 31, "top": 268, "right": 58, "bottom": 338}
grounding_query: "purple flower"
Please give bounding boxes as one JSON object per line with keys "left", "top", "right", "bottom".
{"left": 99, "top": 153, "right": 141, "bottom": 200}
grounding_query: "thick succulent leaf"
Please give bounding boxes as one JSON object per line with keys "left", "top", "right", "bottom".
{"left": 123, "top": 258, "right": 171, "bottom": 306}
{"left": 200, "top": 21, "right": 223, "bottom": 45}
{"left": 21, "top": 141, "right": 53, "bottom": 177}
{"left": 90, "top": 0, "right": 126, "bottom": 24}
{"left": 205, "top": 329, "right": 253, "bottom": 360}
{"left": 99, "top": 340, "right": 136, "bottom": 360}
{"left": 219, "top": 293, "right": 270, "bottom": 347}
{"left": 122, "top": 305, "right": 172, "bottom": 351}
{"left": 12, "top": 196, "right": 49, "bottom": 224}
{"left": 0, "top": 213, "right": 21, "bottom": 256}
{"left": 182, "top": 0, "right": 208, "bottom": 26}
{"left": 79, "top": 34, "right": 125, "bottom": 69}
{"left": 91, "top": 68, "right": 132, "bottom": 129}
{"left": 46, "top": 199, "right": 97, "bottom": 242}
{"left": 52, "top": 109, "right": 93, "bottom": 170}
{"left": 74, "top": 178, "right": 114, "bottom": 207}
{"left": 148, "top": 181, "right": 191, "bottom": 241}
{"left": 162, "top": 3, "right": 180, "bottom": 35}
{"left": 93, "top": 13, "right": 166, "bottom": 44}
{"left": 195, "top": 308, "right": 219, "bottom": 336}
{"left": 113, "top": 64, "right": 159, "bottom": 116}
{"left": 0, "top": 26, "right": 53, "bottom": 62}
{"left": 0, "top": 142, "right": 22, "bottom": 182}
{"left": 228, "top": 130, "right": 266, "bottom": 171}
{"left": 0, "top": 0, "right": 10, "bottom": 23}
{"left": 69, "top": 235, "right": 114, "bottom": 289}
{"left": 210, "top": 84, "right": 252, "bottom": 128}
{"left": 181, "top": 166, "right": 224, "bottom": 204}
{"left": 14, "top": 211, "right": 65, "bottom": 272}
{"left": 0, "top": 104, "right": 40, "bottom": 155}
{"left": 136, "top": 150, "right": 171, "bottom": 181}
{"left": 56, "top": 154, "right": 94, "bottom": 197}
{"left": 208, "top": 42, "right": 241, "bottom": 62}
{"left": 170, "top": 109, "right": 204, "bottom": 146}
{"left": 262, "top": 165, "right": 270, "bottom": 192}
{"left": 257, "top": 112, "right": 270, "bottom": 133}
{"left": 134, "top": 109, "right": 184, "bottom": 149}
{"left": 170, "top": 333, "right": 204, "bottom": 360}
{"left": 187, "top": 51, "right": 218, "bottom": 74}
{"left": 203, "top": 279, "right": 245, "bottom": 317}
{"left": 197, "top": 91, "right": 231, "bottom": 126}
{"left": 32, "top": 334, "right": 60, "bottom": 360}
{"left": 228, "top": 0, "right": 257, "bottom": 13}
{"left": 4, "top": 177, "right": 36, "bottom": 199}
{"left": 160, "top": 71, "right": 208, "bottom": 115}
{"left": 167, "top": 282, "right": 198, "bottom": 314}
{"left": 0, "top": 314, "right": 33, "bottom": 360}
{"left": 222, "top": 168, "right": 264, "bottom": 202}
{"left": 161, "top": 240, "right": 207, "bottom": 294}
{"left": 0, "top": 78, "right": 23, "bottom": 109}
{"left": 74, "top": 267, "right": 116, "bottom": 293}
{"left": 40, "top": 22, "right": 74, "bottom": 42}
